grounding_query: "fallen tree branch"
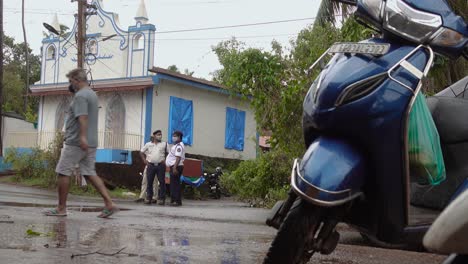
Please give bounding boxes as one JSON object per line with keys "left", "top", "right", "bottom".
{"left": 71, "top": 247, "right": 129, "bottom": 259}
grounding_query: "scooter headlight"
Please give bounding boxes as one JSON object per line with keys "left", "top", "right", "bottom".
{"left": 431, "top": 27, "right": 466, "bottom": 47}
{"left": 383, "top": 0, "right": 442, "bottom": 43}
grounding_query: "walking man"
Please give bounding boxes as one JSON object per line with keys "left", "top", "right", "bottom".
{"left": 140, "top": 130, "right": 169, "bottom": 205}
{"left": 135, "top": 136, "right": 158, "bottom": 203}
{"left": 166, "top": 130, "right": 185, "bottom": 206}
{"left": 45, "top": 68, "right": 118, "bottom": 218}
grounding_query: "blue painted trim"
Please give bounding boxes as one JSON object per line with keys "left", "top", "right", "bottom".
{"left": 140, "top": 90, "right": 145, "bottom": 146}
{"left": 56, "top": 40, "right": 61, "bottom": 84}
{"left": 145, "top": 87, "right": 154, "bottom": 143}
{"left": 154, "top": 74, "right": 230, "bottom": 95}
{"left": 130, "top": 32, "right": 146, "bottom": 77}
{"left": 60, "top": 19, "right": 78, "bottom": 57}
{"left": 45, "top": 43, "right": 57, "bottom": 60}
{"left": 134, "top": 17, "right": 149, "bottom": 21}
{"left": 147, "top": 30, "right": 151, "bottom": 76}
{"left": 128, "top": 24, "right": 156, "bottom": 32}
{"left": 86, "top": 37, "right": 99, "bottom": 56}
{"left": 94, "top": 0, "right": 128, "bottom": 50}
{"left": 96, "top": 149, "right": 133, "bottom": 164}
{"left": 86, "top": 33, "right": 102, "bottom": 38}
{"left": 42, "top": 37, "right": 60, "bottom": 44}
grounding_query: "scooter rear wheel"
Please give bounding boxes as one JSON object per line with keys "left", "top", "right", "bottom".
{"left": 263, "top": 199, "right": 321, "bottom": 264}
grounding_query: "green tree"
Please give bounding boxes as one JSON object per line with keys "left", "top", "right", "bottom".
{"left": 2, "top": 33, "right": 41, "bottom": 121}
{"left": 167, "top": 65, "right": 195, "bottom": 77}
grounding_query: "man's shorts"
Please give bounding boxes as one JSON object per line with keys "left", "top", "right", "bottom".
{"left": 55, "top": 144, "right": 97, "bottom": 176}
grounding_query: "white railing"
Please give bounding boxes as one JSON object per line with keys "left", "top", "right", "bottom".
{"left": 5, "top": 131, "right": 143, "bottom": 150}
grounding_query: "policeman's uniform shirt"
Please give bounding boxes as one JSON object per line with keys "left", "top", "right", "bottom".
{"left": 165, "top": 142, "right": 185, "bottom": 167}
{"left": 140, "top": 141, "right": 168, "bottom": 164}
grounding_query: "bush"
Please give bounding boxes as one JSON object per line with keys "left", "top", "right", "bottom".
{"left": 221, "top": 149, "right": 293, "bottom": 207}
{"left": 5, "top": 133, "right": 63, "bottom": 188}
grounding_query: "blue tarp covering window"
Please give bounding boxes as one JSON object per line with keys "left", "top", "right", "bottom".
{"left": 169, "top": 96, "right": 193, "bottom": 145}
{"left": 225, "top": 107, "right": 245, "bottom": 151}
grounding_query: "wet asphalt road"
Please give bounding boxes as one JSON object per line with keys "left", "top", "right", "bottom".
{"left": 0, "top": 183, "right": 447, "bottom": 264}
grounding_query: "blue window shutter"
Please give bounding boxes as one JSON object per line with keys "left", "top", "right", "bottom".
{"left": 225, "top": 107, "right": 245, "bottom": 151}
{"left": 169, "top": 96, "right": 193, "bottom": 145}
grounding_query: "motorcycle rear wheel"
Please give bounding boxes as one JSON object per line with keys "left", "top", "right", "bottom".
{"left": 263, "top": 199, "right": 321, "bottom": 264}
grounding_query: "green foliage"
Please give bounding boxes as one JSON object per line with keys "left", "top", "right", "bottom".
{"left": 220, "top": 150, "right": 292, "bottom": 204}
{"left": 167, "top": 65, "right": 195, "bottom": 76}
{"left": 5, "top": 133, "right": 64, "bottom": 188}
{"left": 26, "top": 229, "right": 42, "bottom": 237}
{"left": 340, "top": 17, "right": 375, "bottom": 42}
{"left": 2, "top": 33, "right": 41, "bottom": 120}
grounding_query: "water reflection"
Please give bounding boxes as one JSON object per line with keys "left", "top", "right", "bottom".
{"left": 161, "top": 229, "right": 190, "bottom": 264}
{"left": 220, "top": 238, "right": 240, "bottom": 264}
{"left": 52, "top": 218, "right": 68, "bottom": 248}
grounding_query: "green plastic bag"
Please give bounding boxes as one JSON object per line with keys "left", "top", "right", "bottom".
{"left": 408, "top": 92, "right": 446, "bottom": 185}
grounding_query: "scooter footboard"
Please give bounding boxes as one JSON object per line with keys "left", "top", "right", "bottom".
{"left": 291, "top": 136, "right": 367, "bottom": 207}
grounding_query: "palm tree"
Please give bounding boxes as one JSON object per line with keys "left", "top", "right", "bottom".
{"left": 315, "top": 0, "right": 351, "bottom": 26}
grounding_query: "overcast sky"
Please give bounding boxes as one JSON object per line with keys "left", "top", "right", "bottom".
{"left": 4, "top": 0, "right": 321, "bottom": 79}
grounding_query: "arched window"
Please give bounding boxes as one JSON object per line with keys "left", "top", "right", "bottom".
{"left": 104, "top": 94, "right": 126, "bottom": 149}
{"left": 55, "top": 96, "right": 71, "bottom": 132}
{"left": 47, "top": 45, "right": 56, "bottom": 59}
{"left": 87, "top": 39, "right": 98, "bottom": 55}
{"left": 133, "top": 34, "right": 144, "bottom": 50}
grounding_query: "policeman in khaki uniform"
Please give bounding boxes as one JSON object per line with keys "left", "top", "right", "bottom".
{"left": 140, "top": 130, "right": 169, "bottom": 205}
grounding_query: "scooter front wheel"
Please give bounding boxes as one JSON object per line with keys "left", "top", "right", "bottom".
{"left": 263, "top": 199, "right": 322, "bottom": 264}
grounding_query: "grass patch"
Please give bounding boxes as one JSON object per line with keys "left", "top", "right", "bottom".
{"left": 1, "top": 175, "right": 135, "bottom": 200}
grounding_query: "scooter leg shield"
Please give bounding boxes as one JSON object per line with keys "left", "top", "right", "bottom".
{"left": 291, "top": 136, "right": 367, "bottom": 207}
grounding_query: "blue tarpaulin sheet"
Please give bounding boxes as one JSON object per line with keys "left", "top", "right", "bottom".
{"left": 169, "top": 96, "right": 193, "bottom": 145}
{"left": 225, "top": 107, "right": 245, "bottom": 151}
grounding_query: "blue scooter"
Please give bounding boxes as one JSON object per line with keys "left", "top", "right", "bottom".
{"left": 264, "top": 0, "right": 468, "bottom": 263}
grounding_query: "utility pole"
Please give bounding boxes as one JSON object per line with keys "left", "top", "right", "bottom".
{"left": 0, "top": 0, "right": 4, "bottom": 156}
{"left": 76, "top": 0, "right": 86, "bottom": 68}
{"left": 22, "top": 0, "right": 29, "bottom": 113}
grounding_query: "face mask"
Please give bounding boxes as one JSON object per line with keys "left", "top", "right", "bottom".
{"left": 172, "top": 136, "right": 179, "bottom": 143}
{"left": 155, "top": 135, "right": 162, "bottom": 141}
{"left": 68, "top": 84, "right": 76, "bottom": 93}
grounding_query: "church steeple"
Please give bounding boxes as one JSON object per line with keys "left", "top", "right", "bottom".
{"left": 51, "top": 13, "right": 60, "bottom": 35}
{"left": 135, "top": 0, "right": 149, "bottom": 25}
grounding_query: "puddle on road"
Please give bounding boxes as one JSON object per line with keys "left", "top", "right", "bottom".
{"left": 0, "top": 219, "right": 270, "bottom": 263}
{"left": 0, "top": 201, "right": 130, "bottom": 213}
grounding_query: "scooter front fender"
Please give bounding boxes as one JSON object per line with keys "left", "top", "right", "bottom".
{"left": 291, "top": 136, "right": 367, "bottom": 207}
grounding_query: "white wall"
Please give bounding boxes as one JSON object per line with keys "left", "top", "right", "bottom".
{"left": 2, "top": 116, "right": 37, "bottom": 152}
{"left": 152, "top": 79, "right": 257, "bottom": 160}
{"left": 98, "top": 90, "right": 145, "bottom": 136}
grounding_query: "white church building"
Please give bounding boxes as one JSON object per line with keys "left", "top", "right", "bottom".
{"left": 26, "top": 0, "right": 257, "bottom": 163}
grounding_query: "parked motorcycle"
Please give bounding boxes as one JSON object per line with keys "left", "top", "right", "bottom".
{"left": 264, "top": 0, "right": 468, "bottom": 263}
{"left": 204, "top": 167, "right": 223, "bottom": 199}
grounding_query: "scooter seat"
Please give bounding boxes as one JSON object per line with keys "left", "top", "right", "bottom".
{"left": 426, "top": 96, "right": 468, "bottom": 144}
